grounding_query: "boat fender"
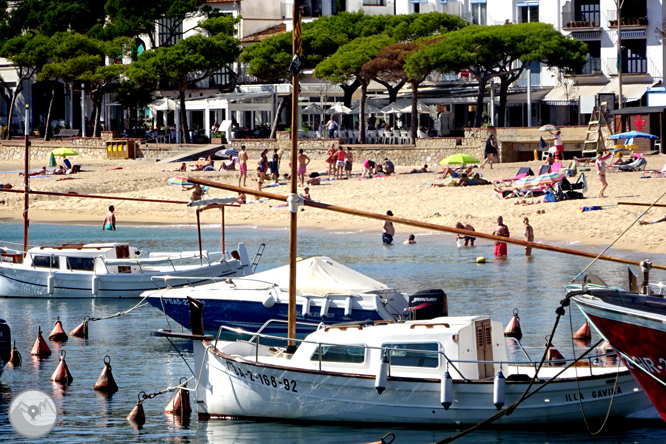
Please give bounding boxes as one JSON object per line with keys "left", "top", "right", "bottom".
{"left": 49, "top": 317, "right": 68, "bottom": 342}
{"left": 503, "top": 308, "right": 522, "bottom": 339}
{"left": 69, "top": 318, "right": 89, "bottom": 339}
{"left": 320, "top": 298, "right": 331, "bottom": 319}
{"left": 30, "top": 326, "right": 52, "bottom": 358}
{"left": 92, "top": 275, "right": 100, "bottom": 296}
{"left": 262, "top": 294, "right": 276, "bottom": 308}
{"left": 344, "top": 296, "right": 353, "bottom": 317}
{"left": 94, "top": 355, "right": 119, "bottom": 393}
{"left": 50, "top": 350, "right": 74, "bottom": 385}
{"left": 476, "top": 257, "right": 486, "bottom": 264}
{"left": 440, "top": 370, "right": 453, "bottom": 410}
{"left": 9, "top": 341, "right": 21, "bottom": 367}
{"left": 375, "top": 350, "right": 389, "bottom": 394}
{"left": 127, "top": 394, "right": 146, "bottom": 428}
{"left": 366, "top": 432, "right": 396, "bottom": 444}
{"left": 165, "top": 378, "right": 192, "bottom": 416}
{"left": 302, "top": 298, "right": 311, "bottom": 318}
{"left": 47, "top": 274, "right": 55, "bottom": 295}
{"left": 573, "top": 321, "right": 591, "bottom": 341}
{"left": 493, "top": 369, "right": 505, "bottom": 410}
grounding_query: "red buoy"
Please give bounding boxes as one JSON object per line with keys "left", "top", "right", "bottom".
{"left": 94, "top": 356, "right": 119, "bottom": 393}
{"left": 165, "top": 380, "right": 191, "bottom": 416}
{"left": 503, "top": 308, "right": 522, "bottom": 339}
{"left": 127, "top": 394, "right": 146, "bottom": 428}
{"left": 69, "top": 318, "right": 89, "bottom": 339}
{"left": 600, "top": 340, "right": 613, "bottom": 351}
{"left": 49, "top": 317, "right": 68, "bottom": 342}
{"left": 30, "top": 326, "right": 52, "bottom": 357}
{"left": 51, "top": 350, "right": 74, "bottom": 384}
{"left": 8, "top": 341, "right": 22, "bottom": 367}
{"left": 573, "top": 321, "right": 592, "bottom": 341}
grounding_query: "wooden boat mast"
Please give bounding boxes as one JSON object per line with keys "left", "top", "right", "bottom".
{"left": 23, "top": 105, "right": 29, "bottom": 257}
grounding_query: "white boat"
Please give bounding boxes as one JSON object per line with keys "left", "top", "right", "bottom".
{"left": 145, "top": 256, "right": 447, "bottom": 332}
{"left": 0, "top": 242, "right": 252, "bottom": 298}
{"left": 186, "top": 304, "right": 653, "bottom": 425}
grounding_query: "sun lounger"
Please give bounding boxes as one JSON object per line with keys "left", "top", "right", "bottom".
{"left": 616, "top": 157, "right": 647, "bottom": 172}
{"left": 642, "top": 162, "right": 666, "bottom": 178}
{"left": 551, "top": 162, "right": 562, "bottom": 173}
{"left": 492, "top": 167, "right": 534, "bottom": 185}
{"left": 538, "top": 164, "right": 551, "bottom": 175}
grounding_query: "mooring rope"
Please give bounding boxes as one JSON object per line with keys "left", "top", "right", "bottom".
{"left": 88, "top": 294, "right": 151, "bottom": 322}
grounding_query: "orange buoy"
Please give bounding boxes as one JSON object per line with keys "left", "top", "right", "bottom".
{"left": 51, "top": 350, "right": 74, "bottom": 384}
{"left": 8, "top": 341, "right": 22, "bottom": 366}
{"left": 165, "top": 379, "right": 191, "bottom": 416}
{"left": 600, "top": 340, "right": 613, "bottom": 351}
{"left": 503, "top": 308, "right": 522, "bottom": 339}
{"left": 49, "top": 317, "right": 68, "bottom": 342}
{"left": 69, "top": 318, "right": 89, "bottom": 339}
{"left": 94, "top": 356, "right": 119, "bottom": 393}
{"left": 573, "top": 321, "right": 592, "bottom": 341}
{"left": 30, "top": 326, "right": 52, "bottom": 357}
{"left": 127, "top": 394, "right": 146, "bottom": 428}
{"left": 364, "top": 433, "right": 396, "bottom": 444}
{"left": 546, "top": 346, "right": 565, "bottom": 362}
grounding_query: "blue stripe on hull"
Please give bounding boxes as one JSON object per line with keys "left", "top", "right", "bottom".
{"left": 148, "top": 298, "right": 383, "bottom": 333}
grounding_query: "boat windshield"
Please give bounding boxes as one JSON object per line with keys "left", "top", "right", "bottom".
{"left": 310, "top": 344, "right": 366, "bottom": 364}
{"left": 32, "top": 255, "right": 59, "bottom": 269}
{"left": 383, "top": 342, "right": 440, "bottom": 368}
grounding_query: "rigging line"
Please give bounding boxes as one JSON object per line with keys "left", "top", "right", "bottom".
{"left": 569, "top": 309, "right": 620, "bottom": 435}
{"left": 571, "top": 188, "right": 666, "bottom": 283}
{"left": 166, "top": 336, "right": 195, "bottom": 377}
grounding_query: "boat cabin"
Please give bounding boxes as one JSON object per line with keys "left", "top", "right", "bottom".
{"left": 24, "top": 243, "right": 140, "bottom": 274}
{"left": 287, "top": 316, "right": 508, "bottom": 380}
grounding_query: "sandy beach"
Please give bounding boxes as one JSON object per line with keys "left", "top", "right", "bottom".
{"left": 1, "top": 154, "right": 666, "bottom": 255}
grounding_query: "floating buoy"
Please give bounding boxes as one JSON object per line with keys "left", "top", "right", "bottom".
{"left": 364, "top": 433, "right": 396, "bottom": 444}
{"left": 51, "top": 350, "right": 73, "bottom": 384}
{"left": 440, "top": 370, "right": 453, "bottom": 410}
{"left": 92, "top": 275, "right": 100, "bottom": 296}
{"left": 165, "top": 379, "right": 191, "bottom": 416}
{"left": 94, "top": 356, "right": 118, "bottom": 393}
{"left": 600, "top": 340, "right": 613, "bottom": 352}
{"left": 47, "top": 274, "right": 55, "bottom": 295}
{"left": 9, "top": 341, "right": 21, "bottom": 366}
{"left": 30, "top": 326, "right": 52, "bottom": 357}
{"left": 49, "top": 317, "right": 68, "bottom": 342}
{"left": 69, "top": 318, "right": 89, "bottom": 339}
{"left": 375, "top": 351, "right": 389, "bottom": 395}
{"left": 493, "top": 369, "right": 506, "bottom": 410}
{"left": 546, "top": 345, "right": 565, "bottom": 363}
{"left": 573, "top": 321, "right": 592, "bottom": 341}
{"left": 503, "top": 308, "right": 522, "bottom": 339}
{"left": 127, "top": 394, "right": 146, "bottom": 428}
{"left": 476, "top": 257, "right": 486, "bottom": 264}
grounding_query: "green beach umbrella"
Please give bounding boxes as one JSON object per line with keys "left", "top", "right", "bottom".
{"left": 439, "top": 153, "right": 480, "bottom": 166}
{"left": 51, "top": 147, "right": 79, "bottom": 158}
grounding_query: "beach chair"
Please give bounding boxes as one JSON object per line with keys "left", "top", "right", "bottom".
{"left": 63, "top": 158, "right": 72, "bottom": 170}
{"left": 551, "top": 163, "right": 562, "bottom": 173}
{"left": 617, "top": 156, "right": 647, "bottom": 172}
{"left": 538, "top": 164, "right": 551, "bottom": 175}
{"left": 642, "top": 162, "right": 666, "bottom": 178}
{"left": 564, "top": 160, "right": 578, "bottom": 177}
{"left": 492, "top": 167, "right": 534, "bottom": 186}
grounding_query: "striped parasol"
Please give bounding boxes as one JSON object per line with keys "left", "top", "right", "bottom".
{"left": 513, "top": 171, "right": 565, "bottom": 188}
{"left": 167, "top": 176, "right": 192, "bottom": 186}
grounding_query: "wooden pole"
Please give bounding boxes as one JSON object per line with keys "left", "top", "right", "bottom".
{"left": 23, "top": 105, "right": 30, "bottom": 256}
{"left": 0, "top": 188, "right": 189, "bottom": 205}
{"left": 196, "top": 209, "right": 203, "bottom": 266}
{"left": 618, "top": 202, "right": 666, "bottom": 208}
{"left": 186, "top": 178, "right": 666, "bottom": 272}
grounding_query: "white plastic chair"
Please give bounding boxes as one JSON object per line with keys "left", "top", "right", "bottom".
{"left": 367, "top": 130, "right": 377, "bottom": 144}
{"left": 401, "top": 131, "right": 411, "bottom": 144}
{"left": 315, "top": 130, "right": 323, "bottom": 139}
{"left": 352, "top": 130, "right": 359, "bottom": 144}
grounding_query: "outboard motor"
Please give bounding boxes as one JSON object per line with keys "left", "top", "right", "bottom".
{"left": 408, "top": 289, "right": 448, "bottom": 320}
{"left": 0, "top": 318, "right": 11, "bottom": 363}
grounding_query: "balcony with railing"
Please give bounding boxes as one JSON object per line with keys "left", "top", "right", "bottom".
{"left": 605, "top": 57, "right": 647, "bottom": 75}
{"left": 562, "top": 10, "right": 601, "bottom": 29}
{"left": 606, "top": 10, "right": 648, "bottom": 28}
{"left": 581, "top": 55, "right": 602, "bottom": 76}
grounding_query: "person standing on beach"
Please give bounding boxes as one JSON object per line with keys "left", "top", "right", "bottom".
{"left": 383, "top": 210, "right": 395, "bottom": 245}
{"left": 595, "top": 153, "right": 608, "bottom": 198}
{"left": 270, "top": 148, "right": 280, "bottom": 184}
{"left": 102, "top": 205, "right": 116, "bottom": 231}
{"left": 345, "top": 147, "right": 353, "bottom": 178}
{"left": 297, "top": 149, "right": 310, "bottom": 186}
{"left": 238, "top": 145, "right": 248, "bottom": 187}
{"left": 552, "top": 130, "right": 564, "bottom": 160}
{"left": 493, "top": 216, "right": 510, "bottom": 257}
{"left": 336, "top": 146, "right": 345, "bottom": 180}
{"left": 523, "top": 217, "right": 534, "bottom": 256}
{"left": 481, "top": 134, "right": 497, "bottom": 169}
{"left": 327, "top": 116, "right": 338, "bottom": 138}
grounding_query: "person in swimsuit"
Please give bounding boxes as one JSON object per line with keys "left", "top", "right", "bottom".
{"left": 326, "top": 144, "right": 337, "bottom": 177}
{"left": 403, "top": 234, "right": 416, "bottom": 244}
{"left": 344, "top": 148, "right": 353, "bottom": 178}
{"left": 336, "top": 146, "right": 345, "bottom": 180}
{"left": 639, "top": 215, "right": 666, "bottom": 225}
{"left": 184, "top": 183, "right": 203, "bottom": 201}
{"left": 523, "top": 217, "right": 534, "bottom": 256}
{"left": 255, "top": 167, "right": 263, "bottom": 195}
{"left": 102, "top": 205, "right": 116, "bottom": 231}
{"left": 455, "top": 222, "right": 476, "bottom": 246}
{"left": 382, "top": 210, "right": 395, "bottom": 245}
{"left": 297, "top": 149, "right": 310, "bottom": 186}
{"left": 258, "top": 150, "right": 268, "bottom": 184}
{"left": 270, "top": 148, "right": 280, "bottom": 184}
{"left": 238, "top": 145, "right": 248, "bottom": 187}
{"left": 362, "top": 159, "right": 375, "bottom": 179}
{"left": 492, "top": 215, "right": 510, "bottom": 257}
{"left": 302, "top": 187, "right": 312, "bottom": 201}
{"left": 595, "top": 153, "right": 608, "bottom": 198}
{"left": 481, "top": 134, "right": 497, "bottom": 169}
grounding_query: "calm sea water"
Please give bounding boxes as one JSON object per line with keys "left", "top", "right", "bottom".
{"left": 0, "top": 221, "right": 665, "bottom": 443}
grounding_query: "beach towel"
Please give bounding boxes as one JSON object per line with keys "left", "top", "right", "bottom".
{"left": 579, "top": 206, "right": 603, "bottom": 212}
{"left": 539, "top": 137, "right": 548, "bottom": 150}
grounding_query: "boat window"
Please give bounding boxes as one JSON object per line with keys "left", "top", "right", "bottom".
{"left": 32, "top": 255, "right": 59, "bottom": 269}
{"left": 310, "top": 344, "right": 365, "bottom": 364}
{"left": 66, "top": 257, "right": 95, "bottom": 271}
{"left": 382, "top": 342, "right": 440, "bottom": 368}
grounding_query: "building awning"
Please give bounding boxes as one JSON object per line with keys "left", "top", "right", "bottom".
{"left": 506, "top": 88, "right": 552, "bottom": 103}
{"left": 542, "top": 80, "right": 657, "bottom": 105}
{"left": 611, "top": 106, "right": 666, "bottom": 115}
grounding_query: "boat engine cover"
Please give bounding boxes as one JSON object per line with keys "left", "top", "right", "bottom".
{"left": 408, "top": 289, "right": 448, "bottom": 320}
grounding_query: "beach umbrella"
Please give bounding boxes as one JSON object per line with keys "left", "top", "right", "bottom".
{"left": 514, "top": 171, "right": 565, "bottom": 188}
{"left": 325, "top": 103, "right": 352, "bottom": 115}
{"left": 349, "top": 102, "right": 383, "bottom": 115}
{"left": 215, "top": 148, "right": 238, "bottom": 158}
{"left": 538, "top": 124, "right": 559, "bottom": 132}
{"left": 439, "top": 153, "right": 480, "bottom": 166}
{"left": 51, "top": 147, "right": 78, "bottom": 158}
{"left": 299, "top": 104, "right": 325, "bottom": 115}
{"left": 610, "top": 130, "right": 659, "bottom": 140}
{"left": 167, "top": 176, "right": 192, "bottom": 186}
{"left": 379, "top": 102, "right": 404, "bottom": 114}
{"left": 399, "top": 101, "right": 436, "bottom": 114}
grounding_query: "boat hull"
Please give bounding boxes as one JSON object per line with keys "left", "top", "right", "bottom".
{"left": 573, "top": 294, "right": 666, "bottom": 422}
{"left": 193, "top": 341, "right": 651, "bottom": 425}
{"left": 0, "top": 262, "right": 241, "bottom": 299}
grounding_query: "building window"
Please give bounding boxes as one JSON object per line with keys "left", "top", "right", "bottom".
{"left": 364, "top": 0, "right": 386, "bottom": 5}
{"left": 622, "top": 39, "right": 647, "bottom": 74}
{"left": 582, "top": 41, "right": 601, "bottom": 75}
{"left": 517, "top": 3, "right": 539, "bottom": 23}
{"left": 157, "top": 18, "right": 183, "bottom": 47}
{"left": 471, "top": 1, "right": 487, "bottom": 26}
{"left": 577, "top": 0, "right": 600, "bottom": 26}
